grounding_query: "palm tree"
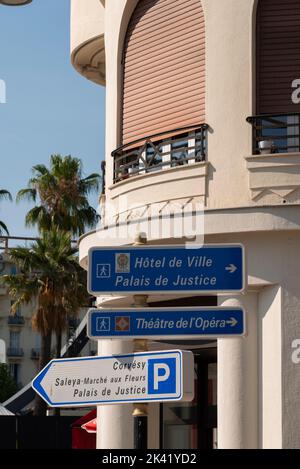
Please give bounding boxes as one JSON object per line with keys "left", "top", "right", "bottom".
{"left": 17, "top": 154, "right": 100, "bottom": 236}
{"left": 1, "top": 228, "right": 88, "bottom": 415}
{"left": 0, "top": 189, "right": 12, "bottom": 235}
{"left": 15, "top": 155, "right": 99, "bottom": 414}
{"left": 17, "top": 155, "right": 99, "bottom": 364}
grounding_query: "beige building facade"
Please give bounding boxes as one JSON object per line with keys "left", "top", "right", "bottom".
{"left": 71, "top": 0, "right": 300, "bottom": 449}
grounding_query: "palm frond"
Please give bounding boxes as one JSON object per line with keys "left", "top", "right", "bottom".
{"left": 16, "top": 188, "right": 37, "bottom": 203}
{"left": 32, "top": 164, "right": 49, "bottom": 176}
{"left": 0, "top": 220, "right": 9, "bottom": 235}
{"left": 0, "top": 189, "right": 12, "bottom": 202}
{"left": 25, "top": 206, "right": 50, "bottom": 229}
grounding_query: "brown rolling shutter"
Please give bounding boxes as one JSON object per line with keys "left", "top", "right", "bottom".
{"left": 257, "top": 0, "right": 300, "bottom": 114}
{"left": 122, "top": 0, "right": 205, "bottom": 145}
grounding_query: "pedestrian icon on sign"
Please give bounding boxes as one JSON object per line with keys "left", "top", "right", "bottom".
{"left": 96, "top": 264, "right": 111, "bottom": 279}
{"left": 96, "top": 317, "right": 110, "bottom": 332}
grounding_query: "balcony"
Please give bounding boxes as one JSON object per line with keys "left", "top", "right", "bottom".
{"left": 7, "top": 316, "right": 25, "bottom": 326}
{"left": 78, "top": 125, "right": 209, "bottom": 264}
{"left": 31, "top": 348, "right": 40, "bottom": 360}
{"left": 90, "top": 124, "right": 210, "bottom": 239}
{"left": 7, "top": 348, "right": 24, "bottom": 358}
{"left": 101, "top": 160, "right": 106, "bottom": 195}
{"left": 112, "top": 125, "right": 208, "bottom": 184}
{"left": 246, "top": 114, "right": 300, "bottom": 204}
{"left": 247, "top": 113, "right": 300, "bottom": 155}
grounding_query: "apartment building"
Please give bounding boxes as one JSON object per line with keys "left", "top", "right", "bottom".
{"left": 0, "top": 249, "right": 93, "bottom": 390}
{"left": 70, "top": 0, "right": 300, "bottom": 449}
{"left": 0, "top": 251, "right": 39, "bottom": 387}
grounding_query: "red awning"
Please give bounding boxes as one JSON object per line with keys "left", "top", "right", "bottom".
{"left": 71, "top": 409, "right": 96, "bottom": 449}
{"left": 71, "top": 409, "right": 96, "bottom": 428}
{"left": 81, "top": 418, "right": 97, "bottom": 434}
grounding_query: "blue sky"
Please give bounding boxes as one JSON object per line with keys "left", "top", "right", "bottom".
{"left": 0, "top": 0, "right": 105, "bottom": 241}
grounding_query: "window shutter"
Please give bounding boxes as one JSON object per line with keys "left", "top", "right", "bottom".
{"left": 122, "top": 0, "right": 205, "bottom": 145}
{"left": 257, "top": 0, "right": 300, "bottom": 114}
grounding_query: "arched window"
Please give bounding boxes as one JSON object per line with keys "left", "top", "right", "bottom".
{"left": 256, "top": 0, "right": 300, "bottom": 115}
{"left": 122, "top": 0, "right": 205, "bottom": 145}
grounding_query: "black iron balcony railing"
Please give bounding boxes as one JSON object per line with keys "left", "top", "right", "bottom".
{"left": 7, "top": 315, "right": 25, "bottom": 326}
{"left": 101, "top": 160, "right": 106, "bottom": 195}
{"left": 7, "top": 347, "right": 24, "bottom": 357}
{"left": 111, "top": 124, "right": 208, "bottom": 184}
{"left": 31, "top": 348, "right": 40, "bottom": 360}
{"left": 247, "top": 113, "right": 300, "bottom": 154}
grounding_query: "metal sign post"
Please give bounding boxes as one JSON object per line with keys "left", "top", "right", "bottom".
{"left": 132, "top": 233, "right": 148, "bottom": 450}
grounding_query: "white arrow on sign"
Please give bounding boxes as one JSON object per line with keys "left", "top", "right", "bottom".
{"left": 225, "top": 264, "right": 237, "bottom": 274}
{"left": 226, "top": 317, "right": 238, "bottom": 327}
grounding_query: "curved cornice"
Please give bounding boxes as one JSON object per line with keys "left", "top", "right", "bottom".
{"left": 0, "top": 0, "right": 32, "bottom": 5}
{"left": 71, "top": 34, "right": 105, "bottom": 86}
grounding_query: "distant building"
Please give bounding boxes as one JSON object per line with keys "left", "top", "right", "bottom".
{"left": 0, "top": 251, "right": 95, "bottom": 390}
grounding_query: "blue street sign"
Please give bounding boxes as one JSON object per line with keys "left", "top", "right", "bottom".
{"left": 88, "top": 244, "right": 245, "bottom": 295}
{"left": 31, "top": 350, "right": 194, "bottom": 407}
{"left": 87, "top": 307, "right": 246, "bottom": 340}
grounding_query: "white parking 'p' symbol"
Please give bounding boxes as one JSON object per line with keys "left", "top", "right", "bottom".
{"left": 153, "top": 363, "right": 170, "bottom": 390}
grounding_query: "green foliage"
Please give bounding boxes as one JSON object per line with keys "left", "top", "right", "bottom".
{"left": 17, "top": 154, "right": 100, "bottom": 236}
{"left": 0, "top": 363, "right": 18, "bottom": 403}
{"left": 0, "top": 189, "right": 12, "bottom": 235}
{"left": 2, "top": 155, "right": 99, "bottom": 415}
{"left": 2, "top": 228, "right": 88, "bottom": 337}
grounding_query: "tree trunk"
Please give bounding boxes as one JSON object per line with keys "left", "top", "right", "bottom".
{"left": 56, "top": 332, "right": 62, "bottom": 359}
{"left": 34, "top": 332, "right": 51, "bottom": 416}
{"left": 54, "top": 332, "right": 62, "bottom": 417}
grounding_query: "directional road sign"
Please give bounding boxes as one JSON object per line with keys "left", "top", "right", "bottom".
{"left": 31, "top": 350, "right": 194, "bottom": 407}
{"left": 87, "top": 307, "right": 246, "bottom": 340}
{"left": 88, "top": 244, "right": 245, "bottom": 295}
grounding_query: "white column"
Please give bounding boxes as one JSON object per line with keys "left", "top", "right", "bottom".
{"left": 96, "top": 339, "right": 134, "bottom": 449}
{"left": 217, "top": 293, "right": 258, "bottom": 449}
